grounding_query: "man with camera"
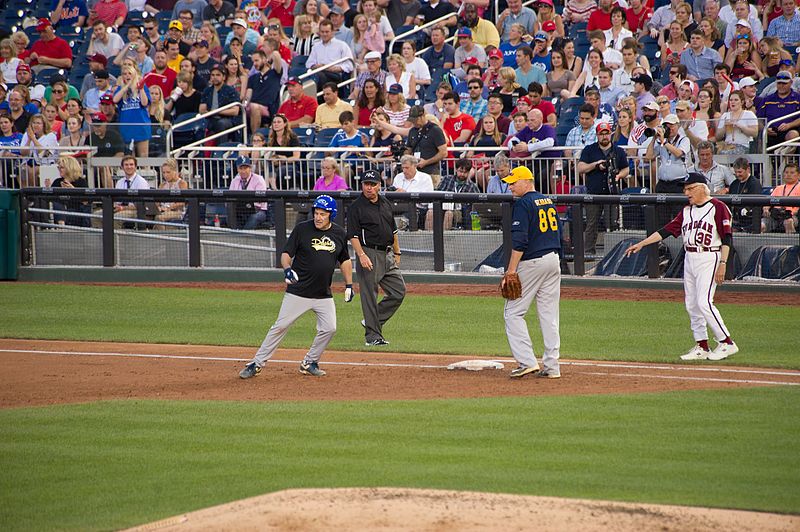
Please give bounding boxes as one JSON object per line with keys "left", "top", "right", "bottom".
{"left": 577, "top": 122, "right": 629, "bottom": 254}
{"left": 645, "top": 113, "right": 692, "bottom": 225}
{"left": 406, "top": 105, "right": 448, "bottom": 187}
{"left": 761, "top": 163, "right": 800, "bottom": 233}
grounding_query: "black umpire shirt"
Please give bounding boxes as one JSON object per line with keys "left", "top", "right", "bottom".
{"left": 347, "top": 193, "right": 397, "bottom": 249}
{"left": 284, "top": 220, "right": 350, "bottom": 299}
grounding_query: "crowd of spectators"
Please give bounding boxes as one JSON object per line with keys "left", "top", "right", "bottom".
{"left": 0, "top": 0, "right": 798, "bottom": 233}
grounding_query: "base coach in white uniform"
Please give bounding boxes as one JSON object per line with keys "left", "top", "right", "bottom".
{"left": 625, "top": 173, "right": 738, "bottom": 361}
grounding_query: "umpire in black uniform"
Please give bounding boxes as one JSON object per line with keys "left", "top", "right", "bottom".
{"left": 347, "top": 169, "right": 406, "bottom": 346}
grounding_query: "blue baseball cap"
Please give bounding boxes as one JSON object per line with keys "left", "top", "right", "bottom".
{"left": 236, "top": 156, "right": 252, "bottom": 167}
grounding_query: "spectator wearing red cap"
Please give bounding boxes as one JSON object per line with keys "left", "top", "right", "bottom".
{"left": 88, "top": 0, "right": 128, "bottom": 30}
{"left": 461, "top": 3, "right": 500, "bottom": 49}
{"left": 50, "top": 0, "right": 90, "bottom": 29}
{"left": 534, "top": 0, "right": 565, "bottom": 39}
{"left": 577, "top": 121, "right": 630, "bottom": 253}
{"left": 454, "top": 27, "right": 487, "bottom": 71}
{"left": 18, "top": 19, "right": 73, "bottom": 72}
{"left": 278, "top": 77, "right": 318, "bottom": 128}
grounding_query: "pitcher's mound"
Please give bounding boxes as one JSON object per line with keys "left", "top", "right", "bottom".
{"left": 125, "top": 487, "right": 799, "bottom": 531}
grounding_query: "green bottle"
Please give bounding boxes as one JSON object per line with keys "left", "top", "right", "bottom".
{"left": 471, "top": 211, "right": 481, "bottom": 231}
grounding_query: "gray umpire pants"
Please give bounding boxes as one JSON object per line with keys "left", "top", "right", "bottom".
{"left": 251, "top": 293, "right": 336, "bottom": 367}
{"left": 503, "top": 252, "right": 561, "bottom": 373}
{"left": 357, "top": 247, "right": 406, "bottom": 342}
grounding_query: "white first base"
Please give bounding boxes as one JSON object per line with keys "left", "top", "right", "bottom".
{"left": 446, "top": 360, "right": 505, "bottom": 371}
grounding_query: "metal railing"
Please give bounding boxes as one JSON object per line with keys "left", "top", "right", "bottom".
{"left": 388, "top": 11, "right": 462, "bottom": 63}
{"left": 165, "top": 102, "right": 248, "bottom": 155}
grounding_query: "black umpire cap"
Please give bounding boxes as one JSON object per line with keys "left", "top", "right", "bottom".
{"left": 360, "top": 170, "right": 381, "bottom": 183}
{"left": 682, "top": 172, "right": 708, "bottom": 186}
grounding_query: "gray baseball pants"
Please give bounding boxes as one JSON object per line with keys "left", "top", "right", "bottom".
{"left": 357, "top": 247, "right": 406, "bottom": 342}
{"left": 503, "top": 252, "right": 561, "bottom": 373}
{"left": 251, "top": 293, "right": 336, "bottom": 367}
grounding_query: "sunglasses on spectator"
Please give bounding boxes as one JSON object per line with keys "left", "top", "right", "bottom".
{"left": 657, "top": 99, "right": 669, "bottom": 104}
{"left": 780, "top": 59, "right": 794, "bottom": 66}
{"left": 268, "top": 24, "right": 280, "bottom": 30}
{"left": 53, "top": 89, "right": 65, "bottom": 93}
{"left": 738, "top": 34, "right": 750, "bottom": 40}
{"left": 468, "top": 85, "right": 481, "bottom": 89}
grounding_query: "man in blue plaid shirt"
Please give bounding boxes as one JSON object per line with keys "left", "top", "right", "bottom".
{"left": 767, "top": 0, "right": 800, "bottom": 48}
{"left": 426, "top": 158, "right": 481, "bottom": 230}
{"left": 565, "top": 104, "right": 598, "bottom": 159}
{"left": 459, "top": 78, "right": 489, "bottom": 121}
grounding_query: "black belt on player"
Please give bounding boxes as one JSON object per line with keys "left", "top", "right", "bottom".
{"left": 364, "top": 245, "right": 393, "bottom": 252}
{"left": 685, "top": 246, "right": 720, "bottom": 253}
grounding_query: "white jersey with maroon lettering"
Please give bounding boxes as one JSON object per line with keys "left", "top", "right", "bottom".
{"left": 663, "top": 198, "right": 732, "bottom": 250}
{"left": 661, "top": 198, "right": 733, "bottom": 343}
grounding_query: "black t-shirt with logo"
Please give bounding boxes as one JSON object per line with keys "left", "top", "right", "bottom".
{"left": 285, "top": 219, "right": 350, "bottom": 299}
{"left": 90, "top": 128, "right": 125, "bottom": 156}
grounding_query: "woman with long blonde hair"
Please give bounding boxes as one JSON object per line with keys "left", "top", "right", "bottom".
{"left": 291, "top": 14, "right": 319, "bottom": 56}
{"left": 148, "top": 84, "right": 166, "bottom": 124}
{"left": 0, "top": 38, "right": 21, "bottom": 84}
{"left": 264, "top": 19, "right": 292, "bottom": 63}
{"left": 112, "top": 64, "right": 151, "bottom": 157}
{"left": 156, "top": 158, "right": 189, "bottom": 227}
{"left": 200, "top": 22, "right": 223, "bottom": 61}
{"left": 497, "top": 67, "right": 527, "bottom": 114}
{"left": 52, "top": 155, "right": 90, "bottom": 226}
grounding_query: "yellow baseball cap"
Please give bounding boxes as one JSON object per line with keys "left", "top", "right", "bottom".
{"left": 169, "top": 20, "right": 183, "bottom": 31}
{"left": 502, "top": 165, "right": 534, "bottom": 183}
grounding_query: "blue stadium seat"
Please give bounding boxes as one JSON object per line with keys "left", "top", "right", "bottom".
{"left": 758, "top": 76, "right": 775, "bottom": 93}
{"left": 293, "top": 127, "right": 316, "bottom": 146}
{"left": 315, "top": 127, "right": 341, "bottom": 147}
{"left": 568, "top": 22, "right": 587, "bottom": 41}
{"left": 36, "top": 68, "right": 62, "bottom": 85}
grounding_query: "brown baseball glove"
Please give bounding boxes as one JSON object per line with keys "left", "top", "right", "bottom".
{"left": 500, "top": 272, "right": 522, "bottom": 300}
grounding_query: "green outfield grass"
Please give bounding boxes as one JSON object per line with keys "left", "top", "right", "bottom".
{"left": 1, "top": 388, "right": 798, "bottom": 531}
{"left": 0, "top": 284, "right": 796, "bottom": 367}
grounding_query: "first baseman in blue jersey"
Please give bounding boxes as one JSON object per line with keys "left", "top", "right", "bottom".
{"left": 502, "top": 166, "right": 563, "bottom": 379}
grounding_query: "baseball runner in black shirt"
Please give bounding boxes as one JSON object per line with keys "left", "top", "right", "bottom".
{"left": 239, "top": 195, "right": 354, "bottom": 379}
{"left": 347, "top": 170, "right": 406, "bottom": 346}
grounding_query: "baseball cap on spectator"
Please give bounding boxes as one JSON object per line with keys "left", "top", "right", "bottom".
{"left": 331, "top": 6, "right": 345, "bottom": 15}
{"left": 662, "top": 114, "right": 680, "bottom": 124}
{"left": 631, "top": 74, "right": 653, "bottom": 89}
{"left": 780, "top": 58, "right": 794, "bottom": 67}
{"left": 643, "top": 101, "right": 660, "bottom": 111}
{"left": 286, "top": 76, "right": 301, "bottom": 86}
{"left": 462, "top": 56, "right": 480, "bottom": 66}
{"left": 36, "top": 18, "right": 52, "bottom": 32}
{"left": 90, "top": 112, "right": 108, "bottom": 123}
{"left": 29, "top": 85, "right": 45, "bottom": 102}
{"left": 95, "top": 69, "right": 110, "bottom": 79}
{"left": 457, "top": 27, "right": 472, "bottom": 38}
{"left": 16, "top": 63, "right": 31, "bottom": 74}
{"left": 537, "top": 0, "right": 555, "bottom": 5}
{"left": 364, "top": 51, "right": 381, "bottom": 61}
{"left": 408, "top": 105, "right": 425, "bottom": 119}
{"left": 361, "top": 169, "right": 381, "bottom": 183}
{"left": 596, "top": 122, "right": 612, "bottom": 133}
{"left": 169, "top": 20, "right": 183, "bottom": 31}
{"left": 388, "top": 83, "right": 403, "bottom": 94}
{"left": 87, "top": 53, "right": 108, "bottom": 66}
{"left": 488, "top": 49, "right": 503, "bottom": 60}
{"left": 502, "top": 165, "right": 534, "bottom": 183}
{"left": 542, "top": 20, "right": 557, "bottom": 32}
{"left": 680, "top": 79, "right": 695, "bottom": 91}
{"left": 236, "top": 156, "right": 252, "bottom": 167}
{"left": 195, "top": 40, "right": 209, "bottom": 48}
{"left": 776, "top": 71, "right": 793, "bottom": 82}
{"left": 232, "top": 18, "right": 248, "bottom": 28}
{"left": 534, "top": 32, "right": 548, "bottom": 41}
{"left": 738, "top": 77, "right": 756, "bottom": 88}
{"left": 100, "top": 94, "right": 115, "bottom": 105}
{"left": 735, "top": 19, "right": 751, "bottom": 28}
{"left": 516, "top": 95, "right": 532, "bottom": 106}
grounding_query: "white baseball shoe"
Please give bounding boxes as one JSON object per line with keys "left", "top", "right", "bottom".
{"left": 680, "top": 345, "right": 711, "bottom": 360}
{"left": 708, "top": 341, "right": 738, "bottom": 361}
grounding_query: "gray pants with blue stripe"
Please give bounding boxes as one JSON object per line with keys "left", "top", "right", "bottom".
{"left": 251, "top": 293, "right": 337, "bottom": 368}
{"left": 503, "top": 252, "right": 561, "bottom": 373}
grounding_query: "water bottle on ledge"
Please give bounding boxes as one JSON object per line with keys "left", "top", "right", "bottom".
{"left": 471, "top": 211, "right": 481, "bottom": 231}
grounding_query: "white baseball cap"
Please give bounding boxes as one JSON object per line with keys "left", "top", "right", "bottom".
{"left": 735, "top": 18, "right": 751, "bottom": 28}
{"left": 232, "top": 18, "right": 248, "bottom": 28}
{"left": 364, "top": 51, "right": 382, "bottom": 61}
{"left": 663, "top": 114, "right": 680, "bottom": 125}
{"left": 738, "top": 77, "right": 757, "bottom": 88}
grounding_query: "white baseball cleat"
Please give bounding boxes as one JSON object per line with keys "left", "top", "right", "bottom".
{"left": 680, "top": 345, "right": 711, "bottom": 360}
{"left": 708, "top": 341, "right": 738, "bottom": 361}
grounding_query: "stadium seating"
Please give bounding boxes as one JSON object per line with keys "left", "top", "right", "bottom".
{"left": 293, "top": 127, "right": 316, "bottom": 147}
